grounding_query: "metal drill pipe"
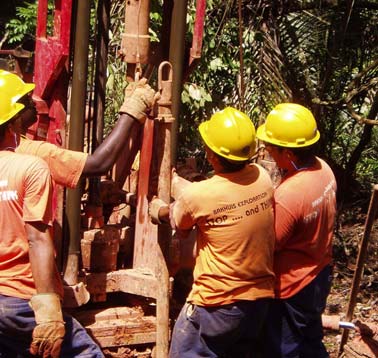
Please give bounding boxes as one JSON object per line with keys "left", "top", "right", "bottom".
{"left": 64, "top": 0, "right": 91, "bottom": 286}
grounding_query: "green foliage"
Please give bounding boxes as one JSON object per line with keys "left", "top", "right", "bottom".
{"left": 177, "top": 0, "right": 251, "bottom": 159}
{"left": 4, "top": 0, "right": 378, "bottom": 198}
{"left": 5, "top": 1, "right": 37, "bottom": 44}
{"left": 103, "top": 1, "right": 126, "bottom": 136}
{"left": 356, "top": 127, "right": 378, "bottom": 185}
{"left": 5, "top": 1, "right": 54, "bottom": 44}
{"left": 180, "top": 0, "right": 378, "bottom": 194}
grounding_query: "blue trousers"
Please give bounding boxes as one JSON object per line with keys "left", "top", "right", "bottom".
{"left": 0, "top": 294, "right": 104, "bottom": 358}
{"left": 261, "top": 265, "right": 333, "bottom": 358}
{"left": 169, "top": 299, "right": 271, "bottom": 358}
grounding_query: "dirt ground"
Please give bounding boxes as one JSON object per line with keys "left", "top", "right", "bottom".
{"left": 323, "top": 210, "right": 378, "bottom": 357}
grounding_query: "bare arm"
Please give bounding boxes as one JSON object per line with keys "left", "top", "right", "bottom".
{"left": 27, "top": 221, "right": 62, "bottom": 295}
{"left": 83, "top": 113, "right": 142, "bottom": 176}
{"left": 27, "top": 221, "right": 65, "bottom": 357}
{"left": 83, "top": 78, "right": 156, "bottom": 177}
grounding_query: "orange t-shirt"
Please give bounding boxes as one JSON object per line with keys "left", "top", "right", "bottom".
{"left": 0, "top": 151, "right": 53, "bottom": 299}
{"left": 273, "top": 157, "right": 337, "bottom": 299}
{"left": 16, "top": 137, "right": 88, "bottom": 188}
{"left": 171, "top": 164, "right": 276, "bottom": 306}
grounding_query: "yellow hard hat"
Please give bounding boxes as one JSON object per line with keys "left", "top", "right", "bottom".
{"left": 256, "top": 103, "right": 320, "bottom": 147}
{"left": 0, "top": 90, "right": 25, "bottom": 126}
{"left": 199, "top": 107, "right": 256, "bottom": 161}
{"left": 0, "top": 70, "right": 35, "bottom": 102}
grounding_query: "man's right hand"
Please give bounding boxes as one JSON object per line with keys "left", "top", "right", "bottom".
{"left": 119, "top": 78, "right": 156, "bottom": 123}
{"left": 29, "top": 294, "right": 65, "bottom": 358}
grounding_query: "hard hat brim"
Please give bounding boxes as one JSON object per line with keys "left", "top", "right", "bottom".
{"left": 12, "top": 83, "right": 35, "bottom": 102}
{"left": 0, "top": 102, "right": 25, "bottom": 126}
{"left": 256, "top": 123, "right": 320, "bottom": 148}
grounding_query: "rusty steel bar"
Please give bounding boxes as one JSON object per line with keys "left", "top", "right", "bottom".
{"left": 156, "top": 61, "right": 174, "bottom": 202}
{"left": 133, "top": 118, "right": 156, "bottom": 269}
{"left": 155, "top": 61, "right": 175, "bottom": 357}
{"left": 183, "top": 0, "right": 206, "bottom": 83}
{"left": 0, "top": 48, "right": 33, "bottom": 58}
{"left": 338, "top": 184, "right": 378, "bottom": 356}
{"left": 120, "top": 0, "right": 150, "bottom": 66}
{"left": 113, "top": 0, "right": 151, "bottom": 187}
{"left": 189, "top": 0, "right": 206, "bottom": 65}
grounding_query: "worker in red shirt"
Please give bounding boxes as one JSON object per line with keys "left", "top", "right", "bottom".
{"left": 150, "top": 107, "right": 276, "bottom": 357}
{"left": 0, "top": 90, "right": 104, "bottom": 357}
{"left": 256, "top": 103, "right": 337, "bottom": 358}
{"left": 0, "top": 69, "right": 155, "bottom": 188}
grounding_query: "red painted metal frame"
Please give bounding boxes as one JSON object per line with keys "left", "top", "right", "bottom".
{"left": 134, "top": 118, "right": 157, "bottom": 270}
{"left": 29, "top": 0, "right": 73, "bottom": 144}
{"left": 29, "top": 0, "right": 73, "bottom": 263}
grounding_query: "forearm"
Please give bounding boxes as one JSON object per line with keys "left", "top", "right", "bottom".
{"left": 27, "top": 222, "right": 61, "bottom": 294}
{"left": 83, "top": 113, "right": 142, "bottom": 176}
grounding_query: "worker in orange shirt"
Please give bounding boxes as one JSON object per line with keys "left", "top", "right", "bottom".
{"left": 150, "top": 107, "right": 276, "bottom": 357}
{"left": 256, "top": 103, "right": 337, "bottom": 358}
{"left": 0, "top": 90, "right": 104, "bottom": 357}
{"left": 0, "top": 69, "right": 155, "bottom": 189}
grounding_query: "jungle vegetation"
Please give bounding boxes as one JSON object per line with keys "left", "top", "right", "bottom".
{"left": 1, "top": 0, "right": 378, "bottom": 208}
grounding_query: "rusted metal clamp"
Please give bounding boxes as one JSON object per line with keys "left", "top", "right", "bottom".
{"left": 156, "top": 61, "right": 175, "bottom": 123}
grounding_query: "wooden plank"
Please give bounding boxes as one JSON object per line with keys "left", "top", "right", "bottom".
{"left": 74, "top": 307, "right": 157, "bottom": 347}
{"left": 92, "top": 330, "right": 156, "bottom": 347}
{"left": 133, "top": 119, "right": 158, "bottom": 271}
{"left": 85, "top": 269, "right": 158, "bottom": 298}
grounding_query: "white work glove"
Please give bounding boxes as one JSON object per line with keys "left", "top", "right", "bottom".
{"left": 149, "top": 197, "right": 169, "bottom": 224}
{"left": 119, "top": 78, "right": 156, "bottom": 123}
{"left": 29, "top": 293, "right": 65, "bottom": 358}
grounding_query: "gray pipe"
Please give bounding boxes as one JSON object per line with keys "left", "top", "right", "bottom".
{"left": 63, "top": 0, "right": 91, "bottom": 285}
{"left": 169, "top": 0, "right": 188, "bottom": 164}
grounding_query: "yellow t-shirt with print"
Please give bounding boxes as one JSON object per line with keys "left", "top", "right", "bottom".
{"left": 172, "top": 163, "right": 275, "bottom": 306}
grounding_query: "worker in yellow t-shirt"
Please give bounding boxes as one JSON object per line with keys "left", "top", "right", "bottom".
{"left": 150, "top": 107, "right": 276, "bottom": 357}
{"left": 256, "top": 103, "right": 337, "bottom": 358}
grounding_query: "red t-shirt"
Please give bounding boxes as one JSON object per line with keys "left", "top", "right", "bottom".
{"left": 0, "top": 151, "right": 53, "bottom": 299}
{"left": 274, "top": 157, "right": 337, "bottom": 298}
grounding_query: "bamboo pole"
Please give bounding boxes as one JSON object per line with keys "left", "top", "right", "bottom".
{"left": 338, "top": 184, "right": 378, "bottom": 356}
